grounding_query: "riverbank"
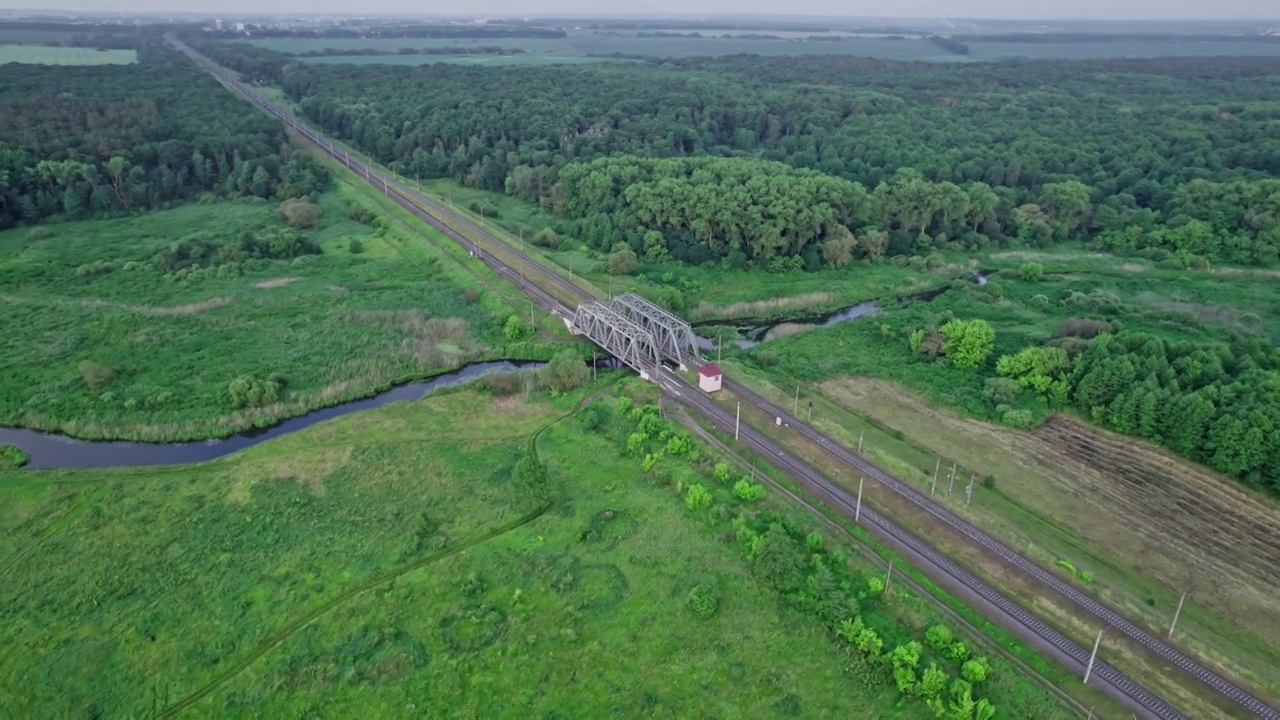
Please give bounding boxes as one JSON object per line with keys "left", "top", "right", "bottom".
{"left": 0, "top": 359, "right": 552, "bottom": 468}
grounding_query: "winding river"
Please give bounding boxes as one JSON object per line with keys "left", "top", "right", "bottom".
{"left": 0, "top": 361, "right": 542, "bottom": 470}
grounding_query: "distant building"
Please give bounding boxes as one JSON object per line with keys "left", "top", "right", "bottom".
{"left": 698, "top": 363, "right": 723, "bottom": 393}
{"left": 234, "top": 22, "right": 245, "bottom": 32}
{"left": 214, "top": 18, "right": 222, "bottom": 30}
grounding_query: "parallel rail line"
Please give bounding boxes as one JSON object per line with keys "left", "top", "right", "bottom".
{"left": 174, "top": 39, "right": 1277, "bottom": 720}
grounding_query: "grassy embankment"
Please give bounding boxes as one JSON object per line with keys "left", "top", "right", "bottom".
{"left": 0, "top": 184, "right": 563, "bottom": 442}
{"left": 0, "top": 378, "right": 1077, "bottom": 718}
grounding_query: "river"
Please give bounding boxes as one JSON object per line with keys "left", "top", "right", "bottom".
{"left": 0, "top": 361, "right": 543, "bottom": 470}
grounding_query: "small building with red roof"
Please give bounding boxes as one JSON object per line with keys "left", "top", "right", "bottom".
{"left": 698, "top": 363, "right": 723, "bottom": 393}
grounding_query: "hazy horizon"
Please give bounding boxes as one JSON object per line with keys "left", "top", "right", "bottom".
{"left": 3, "top": 1, "right": 1280, "bottom": 22}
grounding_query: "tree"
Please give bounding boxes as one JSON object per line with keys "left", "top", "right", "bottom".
{"left": 530, "top": 227, "right": 560, "bottom": 248}
{"left": 1041, "top": 180, "right": 1093, "bottom": 238}
{"left": 607, "top": 243, "right": 638, "bottom": 274}
{"left": 821, "top": 224, "right": 856, "bottom": 268}
{"left": 539, "top": 349, "right": 589, "bottom": 392}
{"left": 939, "top": 319, "right": 995, "bottom": 370}
{"left": 348, "top": 238, "right": 364, "bottom": 254}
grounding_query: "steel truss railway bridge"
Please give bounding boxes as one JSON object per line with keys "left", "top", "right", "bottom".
{"left": 568, "top": 294, "right": 703, "bottom": 379}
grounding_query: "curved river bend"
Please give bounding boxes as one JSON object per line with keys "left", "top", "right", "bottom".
{"left": 0, "top": 361, "right": 541, "bottom": 470}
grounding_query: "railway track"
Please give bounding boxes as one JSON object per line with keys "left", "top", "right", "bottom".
{"left": 174, "top": 39, "right": 1278, "bottom": 720}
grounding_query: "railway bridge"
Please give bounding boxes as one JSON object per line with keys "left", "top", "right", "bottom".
{"left": 566, "top": 293, "right": 704, "bottom": 379}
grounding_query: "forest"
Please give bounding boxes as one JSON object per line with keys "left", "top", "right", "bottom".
{"left": 0, "top": 37, "right": 328, "bottom": 228}
{"left": 193, "top": 43, "right": 1280, "bottom": 268}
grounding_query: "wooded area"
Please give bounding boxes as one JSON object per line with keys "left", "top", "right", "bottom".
{"left": 200, "top": 46, "right": 1280, "bottom": 267}
{"left": 0, "top": 37, "right": 327, "bottom": 228}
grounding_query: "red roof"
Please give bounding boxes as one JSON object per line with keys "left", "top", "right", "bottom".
{"left": 699, "top": 363, "right": 723, "bottom": 377}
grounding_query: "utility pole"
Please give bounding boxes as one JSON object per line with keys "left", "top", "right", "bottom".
{"left": 1083, "top": 629, "right": 1104, "bottom": 685}
{"left": 807, "top": 401, "right": 812, "bottom": 423}
{"left": 734, "top": 401, "right": 741, "bottom": 441}
{"left": 947, "top": 463, "right": 957, "bottom": 494}
{"left": 965, "top": 473, "right": 975, "bottom": 505}
{"left": 529, "top": 299, "right": 535, "bottom": 331}
{"left": 931, "top": 459, "right": 940, "bottom": 496}
{"left": 855, "top": 477, "right": 864, "bottom": 522}
{"left": 1168, "top": 592, "right": 1187, "bottom": 640}
{"left": 885, "top": 560, "right": 893, "bottom": 595}
{"left": 857, "top": 430, "right": 864, "bottom": 454}
{"left": 794, "top": 383, "right": 800, "bottom": 416}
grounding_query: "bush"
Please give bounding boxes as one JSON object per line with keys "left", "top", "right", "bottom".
{"left": 278, "top": 198, "right": 322, "bottom": 229}
{"left": 982, "top": 474, "right": 996, "bottom": 489}
{"left": 80, "top": 360, "right": 117, "bottom": 389}
{"left": 468, "top": 200, "right": 499, "bottom": 217}
{"left": 228, "top": 375, "right": 282, "bottom": 408}
{"left": 346, "top": 203, "right": 374, "bottom": 224}
{"left": 925, "top": 624, "right": 953, "bottom": 651}
{"left": 607, "top": 243, "right": 638, "bottom": 275}
{"left": 686, "top": 584, "right": 721, "bottom": 618}
{"left": 1001, "top": 409, "right": 1035, "bottom": 429}
{"left": 1057, "top": 317, "right": 1114, "bottom": 339}
{"left": 504, "top": 315, "right": 534, "bottom": 341}
{"left": 685, "top": 483, "right": 713, "bottom": 510}
{"left": 28, "top": 227, "right": 54, "bottom": 240}
{"left": 1017, "top": 262, "right": 1045, "bottom": 281}
{"left": 530, "top": 227, "right": 560, "bottom": 249}
{"left": 733, "top": 479, "right": 765, "bottom": 502}
{"left": 0, "top": 444, "right": 30, "bottom": 469}
{"left": 539, "top": 349, "right": 589, "bottom": 392}
{"left": 74, "top": 260, "right": 118, "bottom": 277}
{"left": 348, "top": 238, "right": 364, "bottom": 254}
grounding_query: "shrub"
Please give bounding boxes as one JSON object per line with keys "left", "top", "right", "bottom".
{"left": 925, "top": 624, "right": 953, "bottom": 651}
{"left": 539, "top": 349, "right": 588, "bottom": 392}
{"left": 607, "top": 243, "right": 638, "bottom": 274}
{"left": 1001, "top": 409, "right": 1035, "bottom": 429}
{"left": 468, "top": 200, "right": 499, "bottom": 217}
{"left": 1017, "top": 261, "right": 1045, "bottom": 281}
{"left": 685, "top": 483, "right": 713, "bottom": 510}
{"left": 530, "top": 227, "right": 560, "bottom": 248}
{"left": 227, "top": 375, "right": 281, "bottom": 408}
{"left": 982, "top": 474, "right": 996, "bottom": 490}
{"left": 75, "top": 260, "right": 118, "bottom": 277}
{"left": 0, "top": 444, "right": 30, "bottom": 469}
{"left": 79, "top": 360, "right": 117, "bottom": 389}
{"left": 278, "top": 198, "right": 322, "bottom": 229}
{"left": 686, "top": 584, "right": 720, "bottom": 618}
{"left": 346, "top": 203, "right": 374, "bottom": 224}
{"left": 504, "top": 315, "right": 534, "bottom": 341}
{"left": 939, "top": 319, "right": 995, "bottom": 370}
{"left": 961, "top": 657, "right": 989, "bottom": 684}
{"left": 733, "top": 479, "right": 765, "bottom": 502}
{"left": 348, "top": 238, "right": 364, "bottom": 254}
{"left": 1057, "top": 318, "right": 1114, "bottom": 338}
{"left": 713, "top": 462, "right": 731, "bottom": 484}
{"left": 28, "top": 227, "right": 53, "bottom": 241}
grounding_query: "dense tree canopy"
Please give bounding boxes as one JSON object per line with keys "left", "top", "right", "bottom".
{"left": 192, "top": 46, "right": 1280, "bottom": 266}
{"left": 0, "top": 37, "right": 327, "bottom": 229}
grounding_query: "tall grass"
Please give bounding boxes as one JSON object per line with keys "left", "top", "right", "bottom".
{"left": 0, "top": 188, "right": 533, "bottom": 441}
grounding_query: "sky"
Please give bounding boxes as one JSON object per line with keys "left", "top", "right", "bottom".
{"left": 5, "top": 0, "right": 1279, "bottom": 21}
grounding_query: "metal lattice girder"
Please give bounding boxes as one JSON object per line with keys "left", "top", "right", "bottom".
{"left": 610, "top": 293, "right": 703, "bottom": 366}
{"left": 571, "top": 301, "right": 660, "bottom": 373}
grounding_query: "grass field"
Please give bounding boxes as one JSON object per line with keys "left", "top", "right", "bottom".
{"left": 0, "top": 185, "right": 548, "bottom": 441}
{"left": 299, "top": 53, "right": 610, "bottom": 66}
{"left": 0, "top": 44, "right": 136, "bottom": 65}
{"left": 0, "top": 381, "right": 1074, "bottom": 718}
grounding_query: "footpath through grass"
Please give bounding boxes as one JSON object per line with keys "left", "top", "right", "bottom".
{"left": 0, "top": 186, "right": 551, "bottom": 441}
{"left": 0, "top": 379, "right": 1074, "bottom": 718}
